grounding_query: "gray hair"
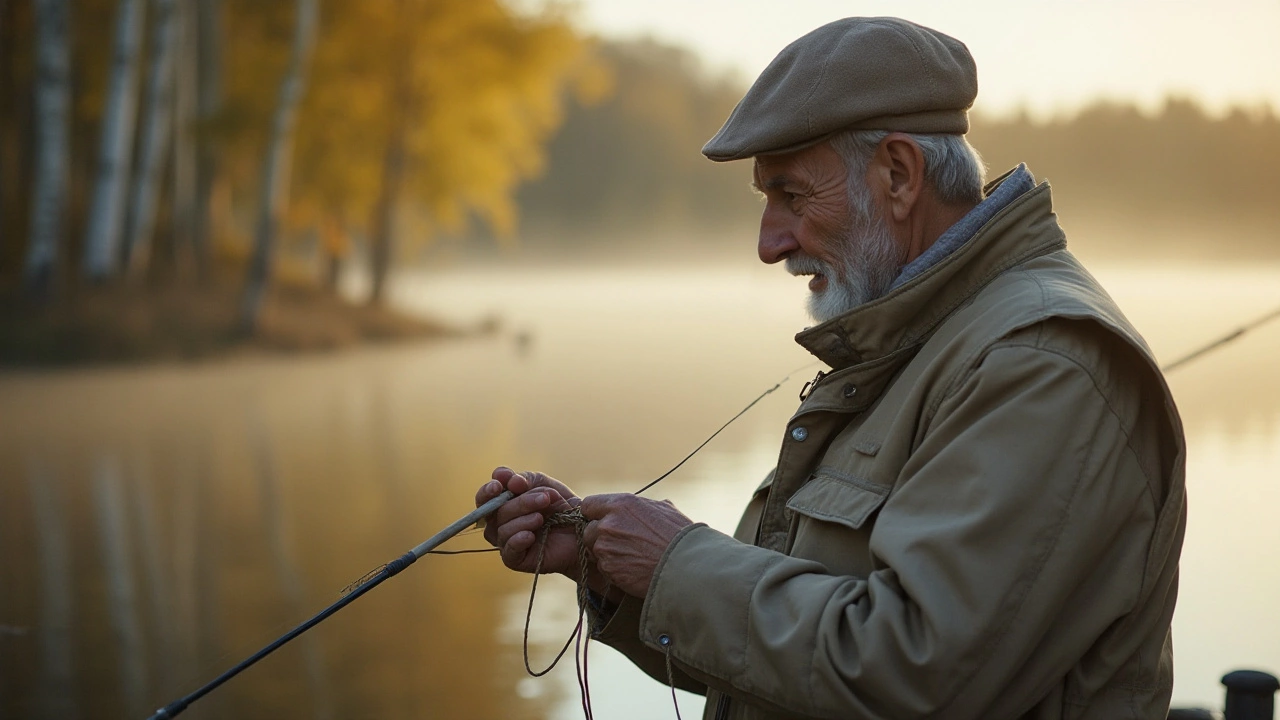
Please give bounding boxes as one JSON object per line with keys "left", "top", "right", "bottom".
{"left": 828, "top": 130, "right": 987, "bottom": 206}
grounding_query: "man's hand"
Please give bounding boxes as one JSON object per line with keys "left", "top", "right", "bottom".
{"left": 581, "top": 494, "right": 694, "bottom": 599}
{"left": 476, "top": 467, "right": 581, "bottom": 578}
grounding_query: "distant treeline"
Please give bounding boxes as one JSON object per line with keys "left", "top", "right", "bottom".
{"left": 971, "top": 100, "right": 1280, "bottom": 258}
{"left": 513, "top": 38, "right": 759, "bottom": 247}
{"left": 506, "top": 39, "right": 1280, "bottom": 260}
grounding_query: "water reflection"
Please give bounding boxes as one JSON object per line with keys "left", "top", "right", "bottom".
{"left": 1, "top": 261, "right": 1278, "bottom": 717}
{"left": 25, "top": 455, "right": 79, "bottom": 719}
{"left": 0, "top": 353, "right": 559, "bottom": 719}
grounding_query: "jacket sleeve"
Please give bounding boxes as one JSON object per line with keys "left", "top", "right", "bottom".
{"left": 587, "top": 591, "right": 708, "bottom": 696}
{"left": 634, "top": 341, "right": 1159, "bottom": 719}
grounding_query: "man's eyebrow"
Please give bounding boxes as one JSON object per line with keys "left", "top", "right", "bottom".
{"left": 751, "top": 175, "right": 791, "bottom": 192}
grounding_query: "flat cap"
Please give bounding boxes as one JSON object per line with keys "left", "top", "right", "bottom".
{"left": 702, "top": 17, "right": 978, "bottom": 162}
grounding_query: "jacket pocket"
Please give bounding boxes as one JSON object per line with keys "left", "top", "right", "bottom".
{"left": 786, "top": 472, "right": 889, "bottom": 531}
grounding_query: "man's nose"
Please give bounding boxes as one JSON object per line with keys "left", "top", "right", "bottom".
{"left": 758, "top": 206, "right": 799, "bottom": 264}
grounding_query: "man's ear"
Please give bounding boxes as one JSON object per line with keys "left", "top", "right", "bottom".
{"left": 868, "top": 133, "right": 926, "bottom": 223}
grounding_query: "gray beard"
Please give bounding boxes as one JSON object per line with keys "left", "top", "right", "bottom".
{"left": 786, "top": 185, "right": 903, "bottom": 324}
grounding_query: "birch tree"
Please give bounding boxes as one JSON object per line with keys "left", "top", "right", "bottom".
{"left": 81, "top": 0, "right": 146, "bottom": 281}
{"left": 238, "top": 0, "right": 317, "bottom": 333}
{"left": 366, "top": 1, "right": 410, "bottom": 308}
{"left": 120, "top": 0, "right": 177, "bottom": 279}
{"left": 25, "top": 0, "right": 71, "bottom": 296}
{"left": 278, "top": 0, "right": 602, "bottom": 306}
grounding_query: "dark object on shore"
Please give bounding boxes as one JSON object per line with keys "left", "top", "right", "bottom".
{"left": 1168, "top": 710, "right": 1217, "bottom": 720}
{"left": 1224, "top": 669, "right": 1280, "bottom": 720}
{"left": 1169, "top": 669, "right": 1280, "bottom": 720}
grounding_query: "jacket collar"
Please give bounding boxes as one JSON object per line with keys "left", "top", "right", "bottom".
{"left": 794, "top": 167, "right": 1067, "bottom": 369}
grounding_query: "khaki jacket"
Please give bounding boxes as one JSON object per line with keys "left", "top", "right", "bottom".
{"left": 594, "top": 170, "right": 1187, "bottom": 720}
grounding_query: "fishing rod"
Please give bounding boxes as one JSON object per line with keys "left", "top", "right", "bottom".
{"left": 1161, "top": 304, "right": 1280, "bottom": 373}
{"left": 142, "top": 299, "right": 1280, "bottom": 719}
{"left": 144, "top": 490, "right": 514, "bottom": 720}
{"left": 142, "top": 366, "right": 807, "bottom": 720}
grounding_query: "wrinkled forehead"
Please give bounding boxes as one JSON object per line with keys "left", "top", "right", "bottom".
{"left": 752, "top": 142, "right": 846, "bottom": 188}
{"left": 752, "top": 146, "right": 809, "bottom": 181}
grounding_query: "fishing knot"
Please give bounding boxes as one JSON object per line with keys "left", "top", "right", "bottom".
{"left": 522, "top": 504, "right": 601, "bottom": 673}
{"left": 545, "top": 507, "right": 588, "bottom": 530}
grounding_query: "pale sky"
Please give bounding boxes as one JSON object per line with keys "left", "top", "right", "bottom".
{"left": 571, "top": 0, "right": 1280, "bottom": 118}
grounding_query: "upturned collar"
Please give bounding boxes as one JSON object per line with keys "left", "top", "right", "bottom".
{"left": 794, "top": 167, "right": 1067, "bottom": 369}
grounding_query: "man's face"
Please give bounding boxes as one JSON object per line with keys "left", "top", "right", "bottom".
{"left": 753, "top": 143, "right": 903, "bottom": 323}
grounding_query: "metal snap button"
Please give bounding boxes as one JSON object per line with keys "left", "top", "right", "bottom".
{"left": 658, "top": 634, "right": 671, "bottom": 646}
{"left": 790, "top": 426, "right": 808, "bottom": 442}
{"left": 843, "top": 383, "right": 857, "bottom": 398}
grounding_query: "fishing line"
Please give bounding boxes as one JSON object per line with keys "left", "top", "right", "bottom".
{"left": 141, "top": 292, "right": 1279, "bottom": 720}
{"left": 633, "top": 361, "right": 819, "bottom": 496}
{"left": 517, "top": 360, "right": 819, "bottom": 720}
{"left": 142, "top": 362, "right": 812, "bottom": 720}
{"left": 516, "top": 298, "right": 1280, "bottom": 718}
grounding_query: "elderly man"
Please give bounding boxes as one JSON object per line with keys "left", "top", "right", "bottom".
{"left": 476, "top": 16, "right": 1186, "bottom": 720}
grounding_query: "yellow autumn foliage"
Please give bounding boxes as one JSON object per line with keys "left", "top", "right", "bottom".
{"left": 215, "top": 0, "right": 603, "bottom": 269}
{"left": 289, "top": 0, "right": 606, "bottom": 250}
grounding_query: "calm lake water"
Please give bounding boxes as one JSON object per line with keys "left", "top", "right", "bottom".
{"left": 1, "top": 258, "right": 1278, "bottom": 718}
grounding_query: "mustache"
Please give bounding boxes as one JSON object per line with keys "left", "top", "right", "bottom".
{"left": 785, "top": 253, "right": 831, "bottom": 277}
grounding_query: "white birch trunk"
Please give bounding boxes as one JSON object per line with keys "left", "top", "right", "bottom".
{"left": 238, "top": 0, "right": 317, "bottom": 333}
{"left": 121, "top": 0, "right": 177, "bottom": 279}
{"left": 26, "top": 455, "right": 80, "bottom": 720}
{"left": 92, "top": 455, "right": 149, "bottom": 718}
{"left": 25, "top": 0, "right": 71, "bottom": 295}
{"left": 81, "top": 0, "right": 146, "bottom": 281}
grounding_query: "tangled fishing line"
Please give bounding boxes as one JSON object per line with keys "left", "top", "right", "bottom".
{"left": 484, "top": 301, "right": 1280, "bottom": 719}
{"left": 146, "top": 300, "right": 1280, "bottom": 720}
{"left": 479, "top": 363, "right": 815, "bottom": 720}
{"left": 334, "top": 362, "right": 815, "bottom": 720}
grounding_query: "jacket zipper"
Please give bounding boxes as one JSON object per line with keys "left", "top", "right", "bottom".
{"left": 798, "top": 369, "right": 827, "bottom": 401}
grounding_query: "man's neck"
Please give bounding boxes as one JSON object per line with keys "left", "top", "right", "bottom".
{"left": 901, "top": 200, "right": 979, "bottom": 265}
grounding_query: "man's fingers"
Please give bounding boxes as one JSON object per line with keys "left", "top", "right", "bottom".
{"left": 582, "top": 519, "right": 600, "bottom": 549}
{"left": 484, "top": 487, "right": 576, "bottom": 549}
{"left": 500, "top": 530, "right": 536, "bottom": 567}
{"left": 507, "top": 472, "right": 532, "bottom": 494}
{"left": 579, "top": 492, "right": 627, "bottom": 520}
{"left": 496, "top": 512, "right": 545, "bottom": 547}
{"left": 492, "top": 488, "right": 552, "bottom": 526}
{"left": 474, "top": 479, "right": 504, "bottom": 508}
